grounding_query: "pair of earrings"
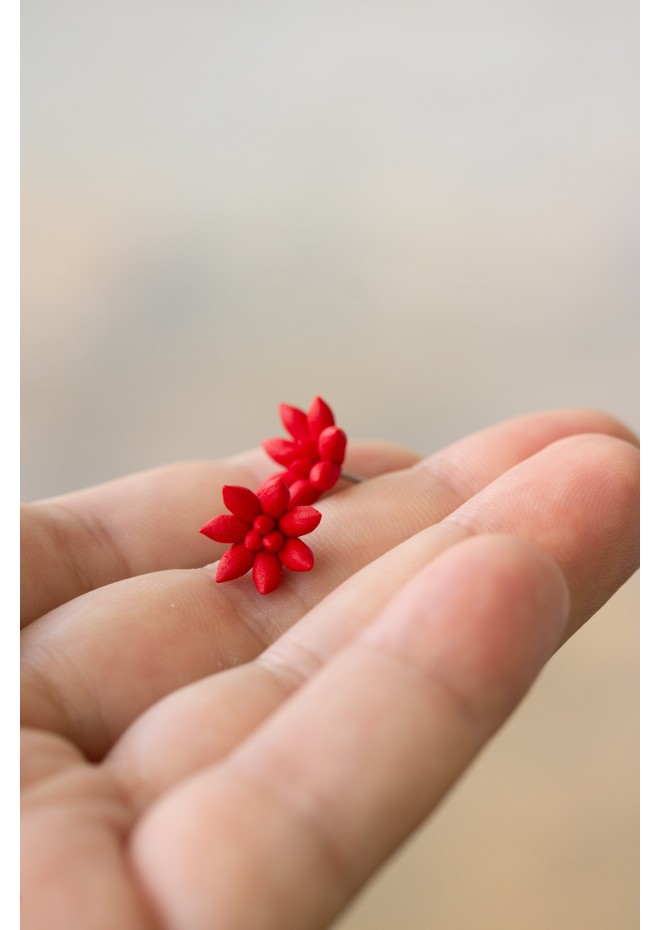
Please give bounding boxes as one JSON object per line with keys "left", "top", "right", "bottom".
{"left": 200, "top": 397, "right": 349, "bottom": 595}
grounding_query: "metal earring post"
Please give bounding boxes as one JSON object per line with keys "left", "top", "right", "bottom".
{"left": 339, "top": 471, "right": 364, "bottom": 484}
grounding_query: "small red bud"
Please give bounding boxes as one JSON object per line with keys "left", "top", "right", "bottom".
{"left": 244, "top": 530, "right": 264, "bottom": 551}
{"left": 262, "top": 530, "right": 284, "bottom": 552}
{"left": 253, "top": 514, "right": 275, "bottom": 534}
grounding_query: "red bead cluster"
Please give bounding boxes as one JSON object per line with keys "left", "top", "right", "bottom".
{"left": 200, "top": 397, "right": 345, "bottom": 594}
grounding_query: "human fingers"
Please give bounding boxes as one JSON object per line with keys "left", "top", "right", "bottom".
{"left": 20, "top": 409, "right": 635, "bottom": 626}
{"left": 106, "top": 432, "right": 639, "bottom": 805}
{"left": 129, "top": 535, "right": 570, "bottom": 930}
{"left": 21, "top": 416, "right": 638, "bottom": 761}
{"left": 21, "top": 441, "right": 417, "bottom": 626}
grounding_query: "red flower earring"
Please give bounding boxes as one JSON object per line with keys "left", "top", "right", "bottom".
{"left": 200, "top": 477, "right": 322, "bottom": 594}
{"left": 200, "top": 397, "right": 355, "bottom": 595}
{"left": 261, "top": 396, "right": 347, "bottom": 506}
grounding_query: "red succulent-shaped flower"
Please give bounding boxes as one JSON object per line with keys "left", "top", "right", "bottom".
{"left": 262, "top": 396, "right": 347, "bottom": 506}
{"left": 199, "top": 476, "right": 322, "bottom": 594}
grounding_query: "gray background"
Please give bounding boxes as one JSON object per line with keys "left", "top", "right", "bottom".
{"left": 22, "top": 1, "right": 639, "bottom": 927}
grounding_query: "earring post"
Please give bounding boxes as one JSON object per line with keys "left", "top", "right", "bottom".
{"left": 339, "top": 471, "right": 364, "bottom": 484}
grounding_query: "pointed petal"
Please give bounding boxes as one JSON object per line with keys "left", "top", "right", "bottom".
{"left": 257, "top": 471, "right": 287, "bottom": 494}
{"left": 278, "top": 506, "right": 322, "bottom": 537}
{"left": 279, "top": 404, "right": 310, "bottom": 441}
{"left": 309, "top": 461, "right": 341, "bottom": 492}
{"left": 253, "top": 550, "right": 282, "bottom": 594}
{"left": 260, "top": 469, "right": 302, "bottom": 491}
{"left": 307, "top": 396, "right": 335, "bottom": 439}
{"left": 262, "top": 438, "right": 298, "bottom": 467}
{"left": 289, "top": 479, "right": 320, "bottom": 506}
{"left": 258, "top": 476, "right": 291, "bottom": 518}
{"left": 279, "top": 538, "right": 314, "bottom": 572}
{"left": 318, "top": 426, "right": 347, "bottom": 465}
{"left": 199, "top": 514, "right": 250, "bottom": 543}
{"left": 222, "top": 485, "right": 262, "bottom": 522}
{"left": 215, "top": 543, "right": 255, "bottom": 582}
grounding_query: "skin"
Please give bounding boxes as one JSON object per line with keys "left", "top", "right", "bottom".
{"left": 21, "top": 408, "right": 639, "bottom": 930}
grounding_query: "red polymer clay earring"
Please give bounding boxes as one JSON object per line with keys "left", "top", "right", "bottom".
{"left": 199, "top": 477, "right": 322, "bottom": 595}
{"left": 199, "top": 397, "right": 355, "bottom": 595}
{"left": 261, "top": 395, "right": 348, "bottom": 506}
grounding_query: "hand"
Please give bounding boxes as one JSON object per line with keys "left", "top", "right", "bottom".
{"left": 21, "top": 409, "right": 639, "bottom": 930}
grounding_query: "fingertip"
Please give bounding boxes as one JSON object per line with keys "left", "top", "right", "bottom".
{"left": 558, "top": 408, "right": 639, "bottom": 449}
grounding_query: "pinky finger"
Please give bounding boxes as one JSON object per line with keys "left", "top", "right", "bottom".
{"left": 130, "top": 534, "right": 569, "bottom": 930}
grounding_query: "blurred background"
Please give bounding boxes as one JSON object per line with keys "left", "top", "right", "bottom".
{"left": 21, "top": 1, "right": 638, "bottom": 927}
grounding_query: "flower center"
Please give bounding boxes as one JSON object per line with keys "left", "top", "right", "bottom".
{"left": 262, "top": 530, "right": 284, "bottom": 552}
{"left": 253, "top": 515, "right": 275, "bottom": 535}
{"left": 290, "top": 458, "right": 312, "bottom": 478}
{"left": 296, "top": 439, "right": 318, "bottom": 460}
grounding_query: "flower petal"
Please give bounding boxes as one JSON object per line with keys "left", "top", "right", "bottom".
{"left": 288, "top": 479, "right": 320, "bottom": 507}
{"left": 318, "top": 426, "right": 347, "bottom": 465}
{"left": 215, "top": 543, "right": 255, "bottom": 582}
{"left": 279, "top": 404, "right": 310, "bottom": 441}
{"left": 257, "top": 472, "right": 287, "bottom": 493}
{"left": 222, "top": 485, "right": 262, "bottom": 522}
{"left": 258, "top": 476, "right": 291, "bottom": 518}
{"left": 278, "top": 506, "right": 322, "bottom": 537}
{"left": 199, "top": 514, "right": 250, "bottom": 543}
{"left": 262, "top": 438, "right": 298, "bottom": 467}
{"left": 253, "top": 550, "right": 282, "bottom": 594}
{"left": 279, "top": 538, "right": 314, "bottom": 572}
{"left": 309, "top": 461, "right": 341, "bottom": 492}
{"left": 307, "top": 396, "right": 335, "bottom": 439}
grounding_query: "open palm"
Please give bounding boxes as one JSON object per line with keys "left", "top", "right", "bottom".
{"left": 21, "top": 409, "right": 639, "bottom": 930}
